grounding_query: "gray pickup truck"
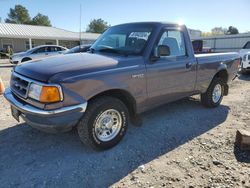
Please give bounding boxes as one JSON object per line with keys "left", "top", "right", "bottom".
{"left": 4, "top": 22, "right": 240, "bottom": 150}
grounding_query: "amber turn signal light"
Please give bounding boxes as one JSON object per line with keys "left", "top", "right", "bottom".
{"left": 40, "top": 86, "right": 61, "bottom": 103}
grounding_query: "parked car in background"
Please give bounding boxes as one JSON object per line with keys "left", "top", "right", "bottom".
{"left": 241, "top": 51, "right": 250, "bottom": 74}
{"left": 4, "top": 22, "right": 240, "bottom": 150}
{"left": 64, "top": 44, "right": 91, "bottom": 54}
{"left": 192, "top": 40, "right": 212, "bottom": 54}
{"left": 239, "top": 41, "right": 250, "bottom": 57}
{"left": 10, "top": 45, "right": 67, "bottom": 64}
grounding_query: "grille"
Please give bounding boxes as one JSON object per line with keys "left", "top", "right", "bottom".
{"left": 10, "top": 73, "right": 30, "bottom": 98}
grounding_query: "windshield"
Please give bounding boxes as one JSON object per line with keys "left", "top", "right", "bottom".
{"left": 26, "top": 46, "right": 40, "bottom": 53}
{"left": 91, "top": 24, "right": 155, "bottom": 55}
{"left": 243, "top": 41, "right": 250, "bottom": 49}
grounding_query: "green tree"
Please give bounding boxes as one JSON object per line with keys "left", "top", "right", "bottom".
{"left": 86, "top": 18, "right": 109, "bottom": 33}
{"left": 5, "top": 4, "right": 31, "bottom": 24}
{"left": 227, "top": 26, "right": 239, "bottom": 35}
{"left": 201, "top": 32, "right": 212, "bottom": 37}
{"left": 30, "top": 13, "right": 52, "bottom": 26}
{"left": 211, "top": 27, "right": 227, "bottom": 35}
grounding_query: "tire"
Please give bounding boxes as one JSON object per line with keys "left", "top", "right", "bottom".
{"left": 21, "top": 57, "right": 32, "bottom": 62}
{"left": 201, "top": 77, "right": 225, "bottom": 108}
{"left": 77, "top": 96, "right": 129, "bottom": 150}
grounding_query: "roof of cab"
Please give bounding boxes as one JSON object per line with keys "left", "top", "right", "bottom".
{"left": 113, "top": 21, "right": 182, "bottom": 27}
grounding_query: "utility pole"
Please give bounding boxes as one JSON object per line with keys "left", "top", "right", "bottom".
{"left": 79, "top": 4, "right": 82, "bottom": 45}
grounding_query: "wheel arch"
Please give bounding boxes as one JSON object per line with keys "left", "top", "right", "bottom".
{"left": 214, "top": 69, "right": 228, "bottom": 83}
{"left": 21, "top": 57, "right": 32, "bottom": 62}
{"left": 88, "top": 89, "right": 137, "bottom": 119}
{"left": 212, "top": 69, "right": 229, "bottom": 95}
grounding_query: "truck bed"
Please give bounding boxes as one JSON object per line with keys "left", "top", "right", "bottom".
{"left": 195, "top": 52, "right": 239, "bottom": 93}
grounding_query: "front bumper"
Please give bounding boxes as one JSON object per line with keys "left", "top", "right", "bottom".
{"left": 242, "top": 60, "right": 250, "bottom": 69}
{"left": 4, "top": 88, "right": 87, "bottom": 133}
{"left": 9, "top": 58, "right": 20, "bottom": 64}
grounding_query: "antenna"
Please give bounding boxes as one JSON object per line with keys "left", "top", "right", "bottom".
{"left": 79, "top": 4, "right": 82, "bottom": 45}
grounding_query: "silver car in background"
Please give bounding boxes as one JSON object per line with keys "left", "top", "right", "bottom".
{"left": 63, "top": 44, "right": 91, "bottom": 54}
{"left": 10, "top": 45, "right": 67, "bottom": 64}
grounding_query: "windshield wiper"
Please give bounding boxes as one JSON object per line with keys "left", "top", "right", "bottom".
{"left": 88, "top": 47, "right": 95, "bottom": 53}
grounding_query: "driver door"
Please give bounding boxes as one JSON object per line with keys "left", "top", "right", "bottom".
{"left": 145, "top": 28, "right": 197, "bottom": 107}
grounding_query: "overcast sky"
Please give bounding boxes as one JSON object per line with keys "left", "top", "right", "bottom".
{"left": 0, "top": 0, "right": 249, "bottom": 33}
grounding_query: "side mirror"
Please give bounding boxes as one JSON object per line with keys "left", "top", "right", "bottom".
{"left": 151, "top": 45, "right": 170, "bottom": 61}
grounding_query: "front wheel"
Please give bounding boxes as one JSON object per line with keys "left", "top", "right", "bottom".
{"left": 201, "top": 77, "right": 225, "bottom": 108}
{"left": 77, "top": 96, "right": 129, "bottom": 150}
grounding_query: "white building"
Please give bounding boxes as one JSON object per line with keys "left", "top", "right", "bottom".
{"left": 0, "top": 23, "right": 100, "bottom": 52}
{"left": 188, "top": 29, "right": 202, "bottom": 38}
{"left": 192, "top": 33, "right": 250, "bottom": 52}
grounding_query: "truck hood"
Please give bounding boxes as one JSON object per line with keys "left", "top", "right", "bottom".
{"left": 14, "top": 53, "right": 137, "bottom": 82}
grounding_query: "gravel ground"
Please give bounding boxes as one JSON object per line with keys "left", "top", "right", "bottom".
{"left": 0, "top": 65, "right": 249, "bottom": 188}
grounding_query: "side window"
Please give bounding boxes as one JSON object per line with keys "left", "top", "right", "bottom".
{"left": 157, "top": 30, "right": 186, "bottom": 57}
{"left": 50, "top": 47, "right": 57, "bottom": 52}
{"left": 46, "top": 47, "right": 53, "bottom": 52}
{"left": 32, "top": 47, "right": 45, "bottom": 54}
{"left": 56, "top": 47, "right": 63, "bottom": 51}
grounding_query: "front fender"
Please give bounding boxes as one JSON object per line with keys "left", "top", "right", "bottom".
{"left": 55, "top": 66, "right": 146, "bottom": 109}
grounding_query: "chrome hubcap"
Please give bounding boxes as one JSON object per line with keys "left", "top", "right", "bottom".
{"left": 94, "top": 109, "right": 122, "bottom": 142}
{"left": 212, "top": 84, "right": 222, "bottom": 103}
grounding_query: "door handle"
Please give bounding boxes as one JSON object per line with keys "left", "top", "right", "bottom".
{"left": 186, "top": 62, "right": 193, "bottom": 69}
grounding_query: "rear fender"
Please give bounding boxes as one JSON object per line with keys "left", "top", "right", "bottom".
{"left": 214, "top": 66, "right": 229, "bottom": 96}
{"left": 216, "top": 63, "right": 227, "bottom": 74}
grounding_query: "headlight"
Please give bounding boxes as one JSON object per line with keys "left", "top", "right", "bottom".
{"left": 28, "top": 83, "right": 62, "bottom": 103}
{"left": 28, "top": 83, "right": 42, "bottom": 101}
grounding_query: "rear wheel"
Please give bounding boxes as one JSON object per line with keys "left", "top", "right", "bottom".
{"left": 201, "top": 77, "right": 225, "bottom": 108}
{"left": 77, "top": 96, "right": 129, "bottom": 150}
